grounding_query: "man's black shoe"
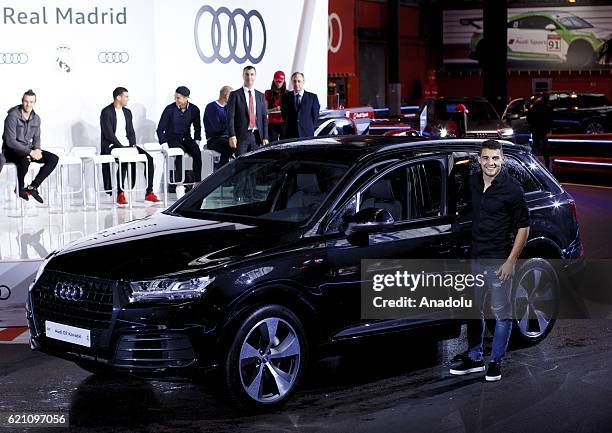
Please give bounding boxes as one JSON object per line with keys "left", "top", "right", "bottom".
{"left": 449, "top": 357, "right": 485, "bottom": 375}
{"left": 485, "top": 361, "right": 502, "bottom": 382}
{"left": 451, "top": 351, "right": 469, "bottom": 363}
{"left": 27, "top": 186, "right": 44, "bottom": 204}
{"left": 17, "top": 189, "right": 29, "bottom": 201}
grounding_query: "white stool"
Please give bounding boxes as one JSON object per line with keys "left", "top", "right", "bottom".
{"left": 45, "top": 146, "right": 83, "bottom": 214}
{"left": 1, "top": 162, "right": 25, "bottom": 217}
{"left": 111, "top": 147, "right": 148, "bottom": 209}
{"left": 70, "top": 147, "right": 117, "bottom": 210}
{"left": 160, "top": 144, "right": 189, "bottom": 206}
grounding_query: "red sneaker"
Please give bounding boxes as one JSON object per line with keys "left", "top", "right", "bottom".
{"left": 144, "top": 192, "right": 161, "bottom": 203}
{"left": 117, "top": 192, "right": 128, "bottom": 206}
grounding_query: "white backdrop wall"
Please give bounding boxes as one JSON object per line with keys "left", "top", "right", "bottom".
{"left": 0, "top": 0, "right": 328, "bottom": 151}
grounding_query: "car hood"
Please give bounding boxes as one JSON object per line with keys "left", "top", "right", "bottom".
{"left": 47, "top": 212, "right": 303, "bottom": 280}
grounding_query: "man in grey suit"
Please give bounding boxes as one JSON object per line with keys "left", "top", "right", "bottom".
{"left": 226, "top": 65, "right": 269, "bottom": 156}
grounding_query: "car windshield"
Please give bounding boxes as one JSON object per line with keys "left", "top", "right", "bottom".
{"left": 173, "top": 158, "right": 349, "bottom": 224}
{"left": 559, "top": 16, "right": 593, "bottom": 29}
{"left": 436, "top": 101, "right": 499, "bottom": 121}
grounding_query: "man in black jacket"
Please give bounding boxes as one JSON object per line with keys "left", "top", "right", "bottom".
{"left": 156, "top": 86, "right": 203, "bottom": 183}
{"left": 226, "top": 66, "right": 269, "bottom": 156}
{"left": 2, "top": 89, "right": 58, "bottom": 203}
{"left": 526, "top": 94, "right": 553, "bottom": 171}
{"left": 100, "top": 87, "right": 160, "bottom": 206}
{"left": 281, "top": 72, "right": 320, "bottom": 139}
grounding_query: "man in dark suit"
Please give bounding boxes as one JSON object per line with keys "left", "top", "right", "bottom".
{"left": 101, "top": 87, "right": 160, "bottom": 205}
{"left": 226, "top": 65, "right": 269, "bottom": 156}
{"left": 281, "top": 72, "right": 320, "bottom": 139}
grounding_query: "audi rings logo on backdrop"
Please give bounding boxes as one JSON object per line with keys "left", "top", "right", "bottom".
{"left": 98, "top": 52, "right": 130, "bottom": 64}
{"left": 0, "top": 285, "right": 11, "bottom": 301}
{"left": 54, "top": 282, "right": 84, "bottom": 302}
{"left": 0, "top": 53, "right": 28, "bottom": 65}
{"left": 194, "top": 5, "right": 266, "bottom": 64}
{"left": 328, "top": 13, "right": 342, "bottom": 54}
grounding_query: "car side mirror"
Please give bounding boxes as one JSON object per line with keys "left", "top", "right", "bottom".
{"left": 346, "top": 208, "right": 395, "bottom": 236}
{"left": 545, "top": 23, "right": 556, "bottom": 31}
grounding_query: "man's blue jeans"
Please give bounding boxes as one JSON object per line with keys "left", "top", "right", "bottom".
{"left": 467, "top": 262, "right": 513, "bottom": 363}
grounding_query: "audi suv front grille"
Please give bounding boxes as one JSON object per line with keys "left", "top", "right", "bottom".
{"left": 31, "top": 270, "right": 115, "bottom": 330}
{"left": 465, "top": 132, "right": 500, "bottom": 139}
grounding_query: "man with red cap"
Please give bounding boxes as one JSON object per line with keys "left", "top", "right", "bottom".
{"left": 265, "top": 71, "right": 287, "bottom": 142}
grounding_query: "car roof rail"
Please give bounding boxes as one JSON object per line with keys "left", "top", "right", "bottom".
{"left": 375, "top": 138, "right": 525, "bottom": 154}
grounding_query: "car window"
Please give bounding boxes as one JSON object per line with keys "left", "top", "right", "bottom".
{"left": 436, "top": 101, "right": 498, "bottom": 121}
{"left": 559, "top": 16, "right": 592, "bottom": 30}
{"left": 505, "top": 99, "right": 526, "bottom": 117}
{"left": 410, "top": 160, "right": 444, "bottom": 219}
{"left": 449, "top": 154, "right": 540, "bottom": 218}
{"left": 315, "top": 118, "right": 356, "bottom": 136}
{"left": 578, "top": 95, "right": 611, "bottom": 108}
{"left": 504, "top": 157, "right": 541, "bottom": 193}
{"left": 179, "top": 159, "right": 349, "bottom": 224}
{"left": 359, "top": 165, "right": 409, "bottom": 221}
{"left": 508, "top": 19, "right": 520, "bottom": 29}
{"left": 519, "top": 16, "right": 555, "bottom": 30}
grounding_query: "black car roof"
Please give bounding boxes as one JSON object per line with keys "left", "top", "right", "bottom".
{"left": 246, "top": 136, "right": 528, "bottom": 166}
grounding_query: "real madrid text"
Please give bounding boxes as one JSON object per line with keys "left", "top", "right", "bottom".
{"left": 2, "top": 6, "right": 127, "bottom": 25}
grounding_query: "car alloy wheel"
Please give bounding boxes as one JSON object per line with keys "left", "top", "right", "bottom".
{"left": 513, "top": 259, "right": 559, "bottom": 341}
{"left": 238, "top": 316, "right": 302, "bottom": 404}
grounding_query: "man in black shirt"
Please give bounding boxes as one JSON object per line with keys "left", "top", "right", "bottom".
{"left": 157, "top": 86, "right": 203, "bottom": 183}
{"left": 450, "top": 140, "right": 530, "bottom": 382}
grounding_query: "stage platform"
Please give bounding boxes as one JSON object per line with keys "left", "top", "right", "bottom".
{"left": 0, "top": 194, "right": 176, "bottom": 327}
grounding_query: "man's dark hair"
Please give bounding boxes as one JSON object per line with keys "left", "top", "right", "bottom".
{"left": 243, "top": 65, "right": 256, "bottom": 74}
{"left": 479, "top": 139, "right": 503, "bottom": 155}
{"left": 291, "top": 72, "right": 305, "bottom": 80}
{"left": 113, "top": 87, "right": 128, "bottom": 100}
{"left": 22, "top": 89, "right": 36, "bottom": 101}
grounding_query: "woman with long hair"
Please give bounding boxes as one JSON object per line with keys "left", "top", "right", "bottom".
{"left": 264, "top": 70, "right": 286, "bottom": 142}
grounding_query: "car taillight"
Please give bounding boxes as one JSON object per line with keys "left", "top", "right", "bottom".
{"left": 568, "top": 200, "right": 579, "bottom": 222}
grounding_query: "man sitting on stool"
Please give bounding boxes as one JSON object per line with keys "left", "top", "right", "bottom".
{"left": 157, "top": 86, "right": 203, "bottom": 192}
{"left": 204, "top": 85, "right": 233, "bottom": 168}
{"left": 2, "top": 89, "right": 58, "bottom": 203}
{"left": 100, "top": 87, "right": 160, "bottom": 206}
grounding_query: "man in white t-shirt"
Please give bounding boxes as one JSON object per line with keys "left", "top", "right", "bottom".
{"left": 100, "top": 87, "right": 160, "bottom": 205}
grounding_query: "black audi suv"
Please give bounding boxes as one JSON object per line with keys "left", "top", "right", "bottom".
{"left": 27, "top": 137, "right": 583, "bottom": 409}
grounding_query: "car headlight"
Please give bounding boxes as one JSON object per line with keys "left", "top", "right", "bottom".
{"left": 29, "top": 254, "right": 53, "bottom": 292}
{"left": 499, "top": 127, "right": 514, "bottom": 137}
{"left": 129, "top": 276, "right": 214, "bottom": 303}
{"left": 440, "top": 128, "right": 448, "bottom": 138}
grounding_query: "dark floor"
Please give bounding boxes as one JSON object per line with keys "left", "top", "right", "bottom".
{"left": 1, "top": 179, "right": 611, "bottom": 433}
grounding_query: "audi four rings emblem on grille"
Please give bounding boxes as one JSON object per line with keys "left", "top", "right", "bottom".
{"left": 0, "top": 53, "right": 28, "bottom": 64}
{"left": 54, "top": 282, "right": 84, "bottom": 301}
{"left": 98, "top": 52, "right": 129, "bottom": 63}
{"left": 194, "top": 6, "right": 266, "bottom": 64}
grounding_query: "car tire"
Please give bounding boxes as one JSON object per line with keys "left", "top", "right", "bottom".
{"left": 510, "top": 258, "right": 560, "bottom": 347}
{"left": 222, "top": 304, "right": 308, "bottom": 410}
{"left": 584, "top": 120, "right": 605, "bottom": 134}
{"left": 567, "top": 41, "right": 595, "bottom": 68}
